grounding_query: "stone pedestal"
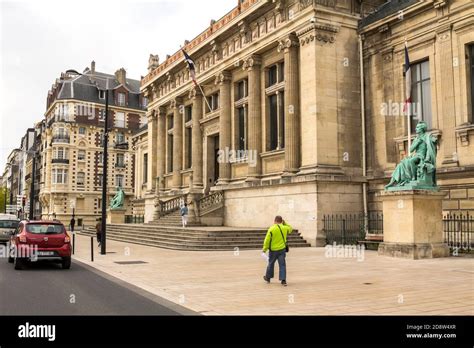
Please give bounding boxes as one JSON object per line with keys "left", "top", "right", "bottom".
{"left": 378, "top": 190, "right": 450, "bottom": 259}
{"left": 107, "top": 208, "right": 126, "bottom": 224}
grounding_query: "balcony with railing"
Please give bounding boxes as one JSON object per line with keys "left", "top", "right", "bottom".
{"left": 52, "top": 158, "right": 70, "bottom": 165}
{"left": 52, "top": 135, "right": 70, "bottom": 144}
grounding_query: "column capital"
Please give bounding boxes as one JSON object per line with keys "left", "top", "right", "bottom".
{"left": 214, "top": 70, "right": 232, "bottom": 86}
{"left": 242, "top": 55, "right": 262, "bottom": 71}
{"left": 170, "top": 98, "right": 183, "bottom": 110}
{"left": 157, "top": 106, "right": 167, "bottom": 116}
{"left": 188, "top": 86, "right": 203, "bottom": 100}
{"left": 146, "top": 109, "right": 157, "bottom": 121}
{"left": 277, "top": 33, "right": 299, "bottom": 53}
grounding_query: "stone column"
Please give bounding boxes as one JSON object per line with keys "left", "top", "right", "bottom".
{"left": 146, "top": 109, "right": 158, "bottom": 193}
{"left": 157, "top": 107, "right": 166, "bottom": 192}
{"left": 172, "top": 98, "right": 183, "bottom": 189}
{"left": 190, "top": 87, "right": 204, "bottom": 189}
{"left": 216, "top": 71, "right": 232, "bottom": 185}
{"left": 279, "top": 33, "right": 300, "bottom": 175}
{"left": 244, "top": 55, "right": 262, "bottom": 181}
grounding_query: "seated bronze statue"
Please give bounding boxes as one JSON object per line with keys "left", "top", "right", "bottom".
{"left": 385, "top": 121, "right": 438, "bottom": 190}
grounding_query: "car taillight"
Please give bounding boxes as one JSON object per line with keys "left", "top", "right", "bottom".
{"left": 64, "top": 236, "right": 71, "bottom": 244}
{"left": 19, "top": 235, "right": 27, "bottom": 243}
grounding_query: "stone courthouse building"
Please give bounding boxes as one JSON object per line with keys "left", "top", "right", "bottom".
{"left": 40, "top": 63, "right": 147, "bottom": 226}
{"left": 135, "top": 0, "right": 474, "bottom": 246}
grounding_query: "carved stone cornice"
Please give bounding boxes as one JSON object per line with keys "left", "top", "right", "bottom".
{"left": 296, "top": 21, "right": 339, "bottom": 46}
{"left": 170, "top": 98, "right": 182, "bottom": 110}
{"left": 214, "top": 71, "right": 232, "bottom": 85}
{"left": 277, "top": 33, "right": 299, "bottom": 53}
{"left": 242, "top": 55, "right": 262, "bottom": 71}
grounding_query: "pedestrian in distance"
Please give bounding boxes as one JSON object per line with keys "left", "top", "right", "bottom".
{"left": 95, "top": 218, "right": 102, "bottom": 247}
{"left": 180, "top": 203, "right": 189, "bottom": 228}
{"left": 262, "top": 216, "right": 293, "bottom": 287}
{"left": 70, "top": 217, "right": 76, "bottom": 233}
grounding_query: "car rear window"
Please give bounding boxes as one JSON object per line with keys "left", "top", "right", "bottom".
{"left": 0, "top": 220, "right": 19, "bottom": 229}
{"left": 26, "top": 224, "right": 64, "bottom": 234}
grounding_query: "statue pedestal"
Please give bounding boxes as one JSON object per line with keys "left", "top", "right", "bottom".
{"left": 107, "top": 208, "right": 126, "bottom": 224}
{"left": 378, "top": 190, "right": 450, "bottom": 259}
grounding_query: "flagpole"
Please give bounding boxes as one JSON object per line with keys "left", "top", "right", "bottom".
{"left": 197, "top": 82, "right": 212, "bottom": 112}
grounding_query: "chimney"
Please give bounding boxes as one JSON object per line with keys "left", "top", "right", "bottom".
{"left": 115, "top": 68, "right": 127, "bottom": 85}
{"left": 91, "top": 60, "right": 96, "bottom": 74}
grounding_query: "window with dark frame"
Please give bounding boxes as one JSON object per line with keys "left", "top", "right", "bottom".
{"left": 468, "top": 44, "right": 474, "bottom": 123}
{"left": 410, "top": 60, "right": 432, "bottom": 131}
{"left": 206, "top": 93, "right": 220, "bottom": 113}
{"left": 143, "top": 153, "right": 148, "bottom": 184}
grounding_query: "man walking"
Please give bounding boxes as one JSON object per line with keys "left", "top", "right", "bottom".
{"left": 180, "top": 203, "right": 189, "bottom": 228}
{"left": 262, "top": 216, "right": 293, "bottom": 286}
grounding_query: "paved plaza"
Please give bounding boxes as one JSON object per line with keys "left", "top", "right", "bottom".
{"left": 72, "top": 234, "right": 474, "bottom": 316}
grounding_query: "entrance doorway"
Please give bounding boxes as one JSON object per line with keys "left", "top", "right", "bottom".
{"left": 205, "top": 134, "right": 220, "bottom": 194}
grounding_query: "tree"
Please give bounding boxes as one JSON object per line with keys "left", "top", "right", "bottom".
{"left": 0, "top": 188, "right": 10, "bottom": 214}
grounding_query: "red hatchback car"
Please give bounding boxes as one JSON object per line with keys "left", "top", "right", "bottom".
{"left": 8, "top": 220, "right": 72, "bottom": 270}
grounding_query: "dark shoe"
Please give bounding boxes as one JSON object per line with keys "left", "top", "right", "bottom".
{"left": 263, "top": 276, "right": 270, "bottom": 284}
{"left": 281, "top": 280, "right": 287, "bottom": 287}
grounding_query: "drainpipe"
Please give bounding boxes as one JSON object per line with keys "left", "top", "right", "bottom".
{"left": 359, "top": 34, "right": 369, "bottom": 233}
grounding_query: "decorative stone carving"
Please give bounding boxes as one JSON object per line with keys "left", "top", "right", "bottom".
{"left": 296, "top": 22, "right": 339, "bottom": 46}
{"left": 204, "top": 123, "right": 220, "bottom": 136}
{"left": 277, "top": 34, "right": 299, "bottom": 53}
{"left": 188, "top": 86, "right": 203, "bottom": 100}
{"left": 148, "top": 54, "right": 160, "bottom": 73}
{"left": 242, "top": 55, "right": 262, "bottom": 71}
{"left": 214, "top": 71, "right": 232, "bottom": 85}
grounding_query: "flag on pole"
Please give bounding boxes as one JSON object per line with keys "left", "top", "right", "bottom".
{"left": 182, "top": 49, "right": 197, "bottom": 87}
{"left": 403, "top": 43, "right": 412, "bottom": 113}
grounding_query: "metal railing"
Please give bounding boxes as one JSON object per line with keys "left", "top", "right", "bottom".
{"left": 52, "top": 136, "right": 70, "bottom": 144}
{"left": 323, "top": 213, "right": 383, "bottom": 246}
{"left": 125, "top": 215, "right": 145, "bottom": 224}
{"left": 443, "top": 212, "right": 474, "bottom": 253}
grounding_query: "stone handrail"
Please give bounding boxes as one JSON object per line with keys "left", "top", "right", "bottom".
{"left": 198, "top": 191, "right": 224, "bottom": 216}
{"left": 159, "top": 195, "right": 188, "bottom": 216}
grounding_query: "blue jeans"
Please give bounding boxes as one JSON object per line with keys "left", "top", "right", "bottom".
{"left": 265, "top": 249, "right": 287, "bottom": 281}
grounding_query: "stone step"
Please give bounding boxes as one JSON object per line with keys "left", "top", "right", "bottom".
{"left": 78, "top": 232, "right": 310, "bottom": 251}
{"left": 82, "top": 227, "right": 305, "bottom": 240}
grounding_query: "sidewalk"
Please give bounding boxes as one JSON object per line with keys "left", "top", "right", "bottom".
{"left": 72, "top": 234, "right": 474, "bottom": 315}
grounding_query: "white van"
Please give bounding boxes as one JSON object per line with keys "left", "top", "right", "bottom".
{"left": 0, "top": 214, "right": 20, "bottom": 244}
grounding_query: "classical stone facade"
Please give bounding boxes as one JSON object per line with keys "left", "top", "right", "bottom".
{"left": 139, "top": 0, "right": 385, "bottom": 246}
{"left": 39, "top": 63, "right": 146, "bottom": 226}
{"left": 136, "top": 0, "right": 473, "bottom": 246}
{"left": 360, "top": 0, "right": 474, "bottom": 213}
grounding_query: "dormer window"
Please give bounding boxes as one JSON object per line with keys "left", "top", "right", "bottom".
{"left": 117, "top": 92, "right": 126, "bottom": 106}
{"left": 99, "top": 90, "right": 105, "bottom": 100}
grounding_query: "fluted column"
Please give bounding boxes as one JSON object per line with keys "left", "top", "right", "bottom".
{"left": 279, "top": 33, "right": 300, "bottom": 175}
{"left": 190, "top": 87, "right": 204, "bottom": 189}
{"left": 146, "top": 109, "right": 158, "bottom": 193}
{"left": 172, "top": 98, "right": 183, "bottom": 189}
{"left": 244, "top": 55, "right": 262, "bottom": 180}
{"left": 216, "top": 71, "right": 232, "bottom": 185}
{"left": 157, "top": 107, "right": 166, "bottom": 192}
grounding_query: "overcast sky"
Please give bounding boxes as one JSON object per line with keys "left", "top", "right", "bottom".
{"left": 0, "top": 0, "right": 236, "bottom": 170}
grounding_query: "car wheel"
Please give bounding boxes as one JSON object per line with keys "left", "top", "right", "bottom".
{"left": 14, "top": 257, "right": 26, "bottom": 270}
{"left": 62, "top": 257, "right": 71, "bottom": 270}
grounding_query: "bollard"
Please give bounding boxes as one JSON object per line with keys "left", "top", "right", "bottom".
{"left": 72, "top": 233, "right": 76, "bottom": 255}
{"left": 91, "top": 236, "right": 94, "bottom": 262}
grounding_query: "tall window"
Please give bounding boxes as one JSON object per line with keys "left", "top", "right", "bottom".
{"left": 99, "top": 90, "right": 105, "bottom": 100}
{"left": 116, "top": 174, "right": 124, "bottom": 188}
{"left": 167, "top": 115, "right": 174, "bottom": 173}
{"left": 78, "top": 127, "right": 86, "bottom": 135}
{"left": 235, "top": 79, "right": 248, "bottom": 153}
{"left": 468, "top": 44, "right": 474, "bottom": 123}
{"left": 143, "top": 153, "right": 148, "bottom": 184}
{"left": 184, "top": 106, "right": 192, "bottom": 169}
{"left": 410, "top": 60, "right": 432, "bottom": 130}
{"left": 117, "top": 92, "right": 126, "bottom": 106}
{"left": 77, "top": 172, "right": 85, "bottom": 186}
{"left": 116, "top": 132, "right": 125, "bottom": 144}
{"left": 54, "top": 147, "right": 68, "bottom": 160}
{"left": 266, "top": 62, "right": 285, "bottom": 151}
{"left": 52, "top": 169, "right": 68, "bottom": 184}
{"left": 98, "top": 174, "right": 103, "bottom": 187}
{"left": 142, "top": 97, "right": 148, "bottom": 109}
{"left": 206, "top": 93, "right": 220, "bottom": 113}
{"left": 78, "top": 150, "right": 86, "bottom": 161}
{"left": 115, "top": 112, "right": 126, "bottom": 128}
{"left": 116, "top": 153, "right": 125, "bottom": 167}
{"left": 237, "top": 79, "right": 248, "bottom": 100}
{"left": 140, "top": 115, "right": 147, "bottom": 128}
{"left": 98, "top": 152, "right": 104, "bottom": 165}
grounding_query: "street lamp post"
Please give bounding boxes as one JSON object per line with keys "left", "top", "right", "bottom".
{"left": 29, "top": 154, "right": 36, "bottom": 220}
{"left": 66, "top": 69, "right": 109, "bottom": 255}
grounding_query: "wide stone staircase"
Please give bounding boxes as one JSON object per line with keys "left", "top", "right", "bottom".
{"left": 148, "top": 210, "right": 203, "bottom": 227}
{"left": 79, "top": 224, "right": 311, "bottom": 251}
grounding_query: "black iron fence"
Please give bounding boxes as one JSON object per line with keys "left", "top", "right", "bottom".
{"left": 443, "top": 212, "right": 474, "bottom": 253}
{"left": 323, "top": 213, "right": 383, "bottom": 246}
{"left": 125, "top": 215, "right": 144, "bottom": 224}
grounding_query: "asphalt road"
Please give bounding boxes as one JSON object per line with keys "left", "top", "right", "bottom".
{"left": 0, "top": 255, "right": 192, "bottom": 316}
